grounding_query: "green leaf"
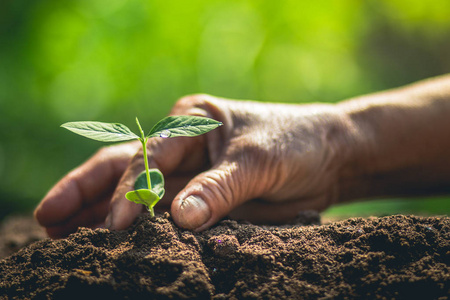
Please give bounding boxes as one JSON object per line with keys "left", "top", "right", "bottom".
{"left": 61, "top": 121, "right": 139, "bottom": 142}
{"left": 125, "top": 189, "right": 160, "bottom": 209}
{"left": 147, "top": 116, "right": 223, "bottom": 138}
{"left": 134, "top": 169, "right": 165, "bottom": 199}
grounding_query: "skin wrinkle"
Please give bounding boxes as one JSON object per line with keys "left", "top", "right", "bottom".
{"left": 164, "top": 99, "right": 347, "bottom": 226}
{"left": 224, "top": 161, "right": 242, "bottom": 203}
{"left": 266, "top": 109, "right": 341, "bottom": 203}
{"left": 325, "top": 105, "right": 369, "bottom": 202}
{"left": 320, "top": 113, "right": 360, "bottom": 206}
{"left": 251, "top": 146, "right": 281, "bottom": 200}
{"left": 316, "top": 123, "right": 339, "bottom": 178}
{"left": 267, "top": 119, "right": 310, "bottom": 199}
{"left": 269, "top": 137, "right": 317, "bottom": 199}
{"left": 215, "top": 162, "right": 241, "bottom": 208}
{"left": 342, "top": 83, "right": 446, "bottom": 176}
{"left": 237, "top": 117, "right": 297, "bottom": 201}
{"left": 337, "top": 75, "right": 450, "bottom": 200}
{"left": 226, "top": 137, "right": 270, "bottom": 200}
{"left": 205, "top": 168, "right": 237, "bottom": 209}
{"left": 35, "top": 76, "right": 450, "bottom": 236}
{"left": 245, "top": 153, "right": 265, "bottom": 198}
{"left": 357, "top": 106, "right": 409, "bottom": 169}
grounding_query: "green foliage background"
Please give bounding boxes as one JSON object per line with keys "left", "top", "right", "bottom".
{"left": 1, "top": 0, "right": 449, "bottom": 219}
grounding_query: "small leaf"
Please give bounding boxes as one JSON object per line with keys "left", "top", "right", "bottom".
{"left": 125, "top": 189, "right": 160, "bottom": 209}
{"left": 61, "top": 121, "right": 139, "bottom": 142}
{"left": 134, "top": 169, "right": 165, "bottom": 199}
{"left": 147, "top": 116, "right": 222, "bottom": 138}
{"left": 134, "top": 171, "right": 148, "bottom": 190}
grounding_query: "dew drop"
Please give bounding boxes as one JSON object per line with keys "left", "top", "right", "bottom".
{"left": 160, "top": 130, "right": 171, "bottom": 138}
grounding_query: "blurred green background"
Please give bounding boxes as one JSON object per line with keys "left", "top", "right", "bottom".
{"left": 1, "top": 0, "right": 450, "bottom": 220}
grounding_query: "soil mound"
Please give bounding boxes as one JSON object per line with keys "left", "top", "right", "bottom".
{"left": 0, "top": 213, "right": 449, "bottom": 299}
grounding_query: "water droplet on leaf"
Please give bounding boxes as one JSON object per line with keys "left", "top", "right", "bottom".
{"left": 160, "top": 130, "right": 171, "bottom": 138}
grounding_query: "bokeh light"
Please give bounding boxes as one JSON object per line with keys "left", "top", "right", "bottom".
{"left": 1, "top": 0, "right": 449, "bottom": 218}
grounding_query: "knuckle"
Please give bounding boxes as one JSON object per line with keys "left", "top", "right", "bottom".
{"left": 175, "top": 93, "right": 210, "bottom": 106}
{"left": 95, "top": 146, "right": 110, "bottom": 157}
{"left": 202, "top": 172, "right": 237, "bottom": 209}
{"left": 130, "top": 149, "right": 145, "bottom": 167}
{"left": 172, "top": 94, "right": 219, "bottom": 116}
{"left": 95, "top": 142, "right": 140, "bottom": 165}
{"left": 200, "top": 163, "right": 250, "bottom": 210}
{"left": 94, "top": 144, "right": 126, "bottom": 159}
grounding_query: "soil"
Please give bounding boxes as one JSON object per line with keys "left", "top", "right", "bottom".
{"left": 0, "top": 212, "right": 449, "bottom": 299}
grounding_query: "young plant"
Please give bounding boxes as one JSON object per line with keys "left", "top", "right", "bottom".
{"left": 61, "top": 116, "right": 222, "bottom": 217}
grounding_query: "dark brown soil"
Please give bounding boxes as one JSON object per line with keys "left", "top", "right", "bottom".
{"left": 0, "top": 213, "right": 449, "bottom": 299}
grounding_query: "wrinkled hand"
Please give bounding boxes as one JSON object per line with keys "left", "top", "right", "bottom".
{"left": 35, "top": 95, "right": 351, "bottom": 238}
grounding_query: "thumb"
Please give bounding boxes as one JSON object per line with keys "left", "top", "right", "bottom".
{"left": 171, "top": 159, "right": 260, "bottom": 231}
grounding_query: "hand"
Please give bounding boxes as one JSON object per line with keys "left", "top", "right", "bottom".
{"left": 35, "top": 95, "right": 351, "bottom": 238}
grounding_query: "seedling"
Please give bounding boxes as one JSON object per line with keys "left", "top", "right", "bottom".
{"left": 61, "top": 116, "right": 222, "bottom": 217}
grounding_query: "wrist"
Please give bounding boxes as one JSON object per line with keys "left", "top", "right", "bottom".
{"left": 326, "top": 104, "right": 373, "bottom": 204}
{"left": 335, "top": 77, "right": 450, "bottom": 202}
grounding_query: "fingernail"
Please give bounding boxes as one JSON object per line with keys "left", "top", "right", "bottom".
{"left": 105, "top": 214, "right": 112, "bottom": 230}
{"left": 177, "top": 195, "right": 210, "bottom": 230}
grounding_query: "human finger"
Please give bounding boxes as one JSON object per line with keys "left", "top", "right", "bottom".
{"left": 170, "top": 148, "right": 269, "bottom": 231}
{"left": 44, "top": 195, "right": 110, "bottom": 238}
{"left": 34, "top": 142, "right": 139, "bottom": 228}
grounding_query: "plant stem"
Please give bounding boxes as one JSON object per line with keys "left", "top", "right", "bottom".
{"left": 140, "top": 139, "right": 152, "bottom": 190}
{"left": 136, "top": 118, "right": 154, "bottom": 216}
{"left": 141, "top": 139, "right": 155, "bottom": 217}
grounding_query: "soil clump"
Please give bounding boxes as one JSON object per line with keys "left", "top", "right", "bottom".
{"left": 0, "top": 213, "right": 449, "bottom": 299}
